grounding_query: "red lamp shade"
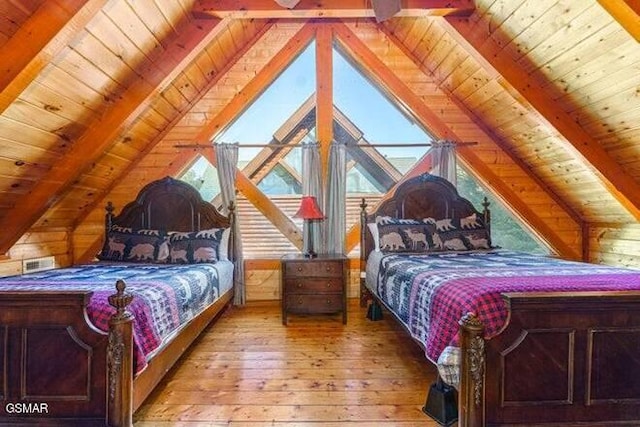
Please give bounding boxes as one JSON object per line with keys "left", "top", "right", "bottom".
{"left": 294, "top": 196, "right": 324, "bottom": 220}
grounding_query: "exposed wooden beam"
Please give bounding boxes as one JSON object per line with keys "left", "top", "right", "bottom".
{"left": 598, "top": 0, "right": 640, "bottom": 42}
{"left": 194, "top": 0, "right": 474, "bottom": 19}
{"left": 0, "top": 0, "right": 107, "bottom": 115}
{"left": 442, "top": 16, "right": 640, "bottom": 222}
{"left": 73, "top": 20, "right": 274, "bottom": 263}
{"left": 0, "top": 16, "right": 227, "bottom": 255}
{"left": 333, "top": 21, "right": 581, "bottom": 259}
{"left": 316, "top": 25, "right": 333, "bottom": 185}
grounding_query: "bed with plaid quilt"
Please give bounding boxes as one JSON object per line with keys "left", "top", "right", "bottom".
{"left": 367, "top": 250, "right": 640, "bottom": 384}
{"left": 0, "top": 261, "right": 233, "bottom": 374}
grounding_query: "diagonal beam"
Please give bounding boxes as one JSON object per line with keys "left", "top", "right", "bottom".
{"left": 598, "top": 0, "right": 640, "bottom": 42}
{"left": 74, "top": 19, "right": 274, "bottom": 263}
{"left": 194, "top": 0, "right": 474, "bottom": 19}
{"left": 333, "top": 21, "right": 580, "bottom": 259}
{"left": 0, "top": 16, "right": 227, "bottom": 254}
{"left": 199, "top": 149, "right": 304, "bottom": 250}
{"left": 0, "top": 0, "right": 107, "bottom": 115}
{"left": 441, "top": 16, "right": 640, "bottom": 221}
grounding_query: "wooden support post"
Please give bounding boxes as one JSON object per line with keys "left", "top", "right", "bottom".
{"left": 458, "top": 313, "right": 485, "bottom": 427}
{"left": 107, "top": 279, "right": 134, "bottom": 427}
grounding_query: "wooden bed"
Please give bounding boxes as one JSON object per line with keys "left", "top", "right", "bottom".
{"left": 359, "top": 173, "right": 640, "bottom": 427}
{"left": 0, "top": 176, "right": 234, "bottom": 426}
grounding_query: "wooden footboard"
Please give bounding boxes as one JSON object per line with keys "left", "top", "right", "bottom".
{"left": 0, "top": 281, "right": 232, "bottom": 426}
{"left": 0, "top": 290, "right": 110, "bottom": 426}
{"left": 459, "top": 291, "right": 640, "bottom": 427}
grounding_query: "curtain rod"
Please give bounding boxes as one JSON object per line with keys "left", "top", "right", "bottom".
{"left": 174, "top": 141, "right": 476, "bottom": 149}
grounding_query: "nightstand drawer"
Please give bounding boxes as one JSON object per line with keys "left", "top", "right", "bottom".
{"left": 285, "top": 294, "right": 343, "bottom": 313}
{"left": 284, "top": 278, "right": 343, "bottom": 294}
{"left": 284, "top": 260, "right": 343, "bottom": 278}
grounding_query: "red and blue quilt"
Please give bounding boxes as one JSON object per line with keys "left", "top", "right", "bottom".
{"left": 0, "top": 262, "right": 231, "bottom": 374}
{"left": 371, "top": 250, "right": 640, "bottom": 364}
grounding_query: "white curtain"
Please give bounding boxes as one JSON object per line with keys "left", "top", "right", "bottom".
{"left": 301, "top": 142, "right": 323, "bottom": 254}
{"left": 430, "top": 140, "right": 457, "bottom": 187}
{"left": 324, "top": 141, "right": 347, "bottom": 255}
{"left": 214, "top": 143, "right": 245, "bottom": 306}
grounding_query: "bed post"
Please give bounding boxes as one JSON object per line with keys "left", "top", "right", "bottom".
{"left": 105, "top": 201, "right": 115, "bottom": 235}
{"left": 459, "top": 313, "right": 485, "bottom": 427}
{"left": 107, "top": 279, "right": 134, "bottom": 427}
{"left": 359, "top": 198, "right": 369, "bottom": 307}
{"left": 482, "top": 197, "right": 491, "bottom": 238}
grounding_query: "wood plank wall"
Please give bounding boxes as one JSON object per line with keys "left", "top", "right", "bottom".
{"left": 0, "top": 230, "right": 71, "bottom": 277}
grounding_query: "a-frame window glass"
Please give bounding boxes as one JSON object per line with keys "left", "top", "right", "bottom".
{"left": 457, "top": 166, "right": 549, "bottom": 254}
{"left": 333, "top": 48, "right": 433, "bottom": 195}
{"left": 179, "top": 155, "right": 220, "bottom": 202}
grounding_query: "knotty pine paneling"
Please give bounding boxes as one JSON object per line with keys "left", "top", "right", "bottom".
{"left": 360, "top": 17, "right": 583, "bottom": 255}
{"left": 0, "top": 230, "right": 71, "bottom": 277}
{"left": 589, "top": 223, "right": 640, "bottom": 268}
{"left": 0, "top": 0, "right": 45, "bottom": 47}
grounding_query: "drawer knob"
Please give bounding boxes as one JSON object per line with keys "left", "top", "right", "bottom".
{"left": 297, "top": 267, "right": 303, "bottom": 272}
{"left": 326, "top": 267, "right": 331, "bottom": 272}
{"left": 326, "top": 299, "right": 332, "bottom": 304}
{"left": 326, "top": 282, "right": 332, "bottom": 288}
{"left": 297, "top": 282, "right": 303, "bottom": 288}
{"left": 298, "top": 298, "right": 303, "bottom": 305}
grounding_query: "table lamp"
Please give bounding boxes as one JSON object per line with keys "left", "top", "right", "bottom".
{"left": 294, "top": 195, "right": 324, "bottom": 258}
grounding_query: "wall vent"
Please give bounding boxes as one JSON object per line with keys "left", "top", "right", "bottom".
{"left": 22, "top": 256, "right": 55, "bottom": 274}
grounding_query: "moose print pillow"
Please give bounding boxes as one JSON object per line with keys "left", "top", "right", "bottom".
{"left": 375, "top": 216, "right": 437, "bottom": 253}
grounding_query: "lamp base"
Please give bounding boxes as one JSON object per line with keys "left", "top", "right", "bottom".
{"left": 304, "top": 250, "right": 318, "bottom": 258}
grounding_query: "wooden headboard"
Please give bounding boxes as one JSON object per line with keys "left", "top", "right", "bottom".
{"left": 359, "top": 173, "right": 490, "bottom": 261}
{"left": 105, "top": 176, "right": 231, "bottom": 233}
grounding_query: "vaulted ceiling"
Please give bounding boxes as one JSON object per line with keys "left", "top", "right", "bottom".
{"left": 0, "top": 0, "right": 639, "bottom": 264}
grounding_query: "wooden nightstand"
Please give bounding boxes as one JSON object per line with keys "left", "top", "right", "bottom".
{"left": 281, "top": 254, "right": 347, "bottom": 325}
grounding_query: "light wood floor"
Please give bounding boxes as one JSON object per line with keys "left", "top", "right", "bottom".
{"left": 134, "top": 299, "right": 441, "bottom": 426}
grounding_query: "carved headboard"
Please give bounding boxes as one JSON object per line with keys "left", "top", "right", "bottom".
{"left": 106, "top": 176, "right": 231, "bottom": 233}
{"left": 360, "top": 173, "right": 490, "bottom": 261}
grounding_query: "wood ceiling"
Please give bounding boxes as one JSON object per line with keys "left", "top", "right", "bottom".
{"left": 0, "top": 0, "right": 639, "bottom": 266}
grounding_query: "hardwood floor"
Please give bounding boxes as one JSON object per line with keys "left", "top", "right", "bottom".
{"left": 134, "top": 299, "right": 441, "bottom": 426}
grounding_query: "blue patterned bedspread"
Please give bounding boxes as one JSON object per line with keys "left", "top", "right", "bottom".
{"left": 0, "top": 262, "right": 232, "bottom": 374}
{"left": 372, "top": 250, "right": 640, "bottom": 364}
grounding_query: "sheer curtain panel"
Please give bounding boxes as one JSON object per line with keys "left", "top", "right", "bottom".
{"left": 214, "top": 143, "right": 245, "bottom": 305}
{"left": 324, "top": 141, "right": 347, "bottom": 255}
{"left": 430, "top": 140, "right": 457, "bottom": 187}
{"left": 301, "top": 142, "right": 323, "bottom": 254}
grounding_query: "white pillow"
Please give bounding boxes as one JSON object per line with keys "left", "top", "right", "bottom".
{"left": 218, "top": 228, "right": 231, "bottom": 261}
{"left": 367, "top": 223, "right": 380, "bottom": 252}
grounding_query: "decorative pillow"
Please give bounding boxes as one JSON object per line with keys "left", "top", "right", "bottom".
{"left": 168, "top": 227, "right": 228, "bottom": 264}
{"left": 431, "top": 214, "right": 492, "bottom": 251}
{"left": 367, "top": 223, "right": 380, "bottom": 252}
{"left": 375, "top": 216, "right": 437, "bottom": 252}
{"left": 98, "top": 226, "right": 169, "bottom": 262}
{"left": 457, "top": 213, "right": 492, "bottom": 249}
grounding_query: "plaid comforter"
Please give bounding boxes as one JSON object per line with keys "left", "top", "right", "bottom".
{"left": 372, "top": 250, "right": 640, "bottom": 364}
{"left": 0, "top": 262, "right": 229, "bottom": 374}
